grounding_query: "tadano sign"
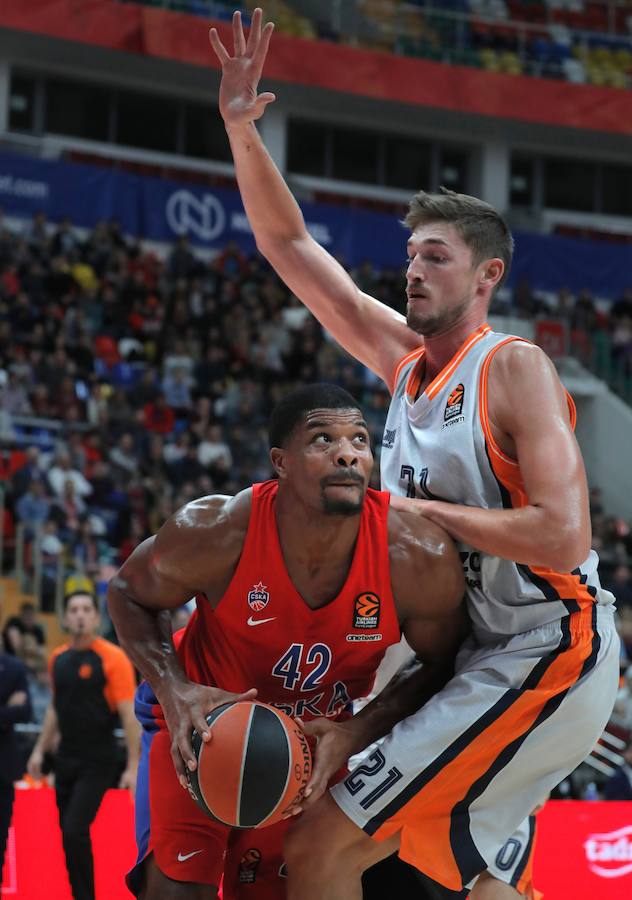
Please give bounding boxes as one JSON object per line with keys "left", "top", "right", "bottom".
{"left": 534, "top": 801, "right": 632, "bottom": 898}
{"left": 584, "top": 824, "right": 632, "bottom": 879}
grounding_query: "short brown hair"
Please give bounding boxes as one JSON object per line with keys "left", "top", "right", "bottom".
{"left": 404, "top": 187, "right": 514, "bottom": 289}
{"left": 64, "top": 591, "right": 98, "bottom": 612}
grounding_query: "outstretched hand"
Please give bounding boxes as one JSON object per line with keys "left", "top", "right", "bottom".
{"left": 209, "top": 8, "right": 276, "bottom": 127}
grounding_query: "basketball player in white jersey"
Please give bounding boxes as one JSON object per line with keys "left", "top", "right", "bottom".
{"left": 210, "top": 10, "right": 619, "bottom": 899}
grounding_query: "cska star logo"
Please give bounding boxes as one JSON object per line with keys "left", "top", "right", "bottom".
{"left": 247, "top": 582, "right": 270, "bottom": 612}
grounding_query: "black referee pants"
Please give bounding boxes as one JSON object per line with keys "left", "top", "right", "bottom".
{"left": 55, "top": 755, "right": 117, "bottom": 900}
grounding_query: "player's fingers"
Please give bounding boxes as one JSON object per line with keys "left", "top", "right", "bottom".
{"left": 170, "top": 738, "right": 189, "bottom": 784}
{"left": 177, "top": 729, "right": 198, "bottom": 772}
{"left": 254, "top": 93, "right": 276, "bottom": 117}
{"left": 301, "top": 772, "right": 327, "bottom": 808}
{"left": 192, "top": 710, "right": 211, "bottom": 743}
{"left": 209, "top": 27, "right": 230, "bottom": 65}
{"left": 299, "top": 718, "right": 327, "bottom": 739}
{"left": 245, "top": 6, "right": 262, "bottom": 56}
{"left": 231, "top": 687, "right": 258, "bottom": 704}
{"left": 281, "top": 800, "right": 303, "bottom": 819}
{"left": 232, "top": 10, "right": 246, "bottom": 56}
{"left": 252, "top": 21, "right": 274, "bottom": 76}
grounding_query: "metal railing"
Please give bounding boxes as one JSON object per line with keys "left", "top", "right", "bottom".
{"left": 585, "top": 728, "right": 626, "bottom": 778}
{"left": 12, "top": 523, "right": 67, "bottom": 615}
{"left": 117, "top": 0, "right": 632, "bottom": 87}
{"left": 569, "top": 329, "right": 632, "bottom": 408}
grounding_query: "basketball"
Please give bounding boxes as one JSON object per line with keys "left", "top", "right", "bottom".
{"left": 187, "top": 700, "right": 312, "bottom": 828}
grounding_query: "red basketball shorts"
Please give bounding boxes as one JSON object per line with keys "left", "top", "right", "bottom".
{"left": 129, "top": 681, "right": 294, "bottom": 900}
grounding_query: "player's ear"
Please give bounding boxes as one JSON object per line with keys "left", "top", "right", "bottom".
{"left": 479, "top": 257, "right": 504, "bottom": 290}
{"left": 269, "top": 447, "right": 287, "bottom": 480}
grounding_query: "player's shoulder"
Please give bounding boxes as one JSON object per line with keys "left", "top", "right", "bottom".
{"left": 171, "top": 487, "right": 253, "bottom": 533}
{"left": 387, "top": 504, "right": 464, "bottom": 619}
{"left": 387, "top": 504, "right": 458, "bottom": 575}
{"left": 159, "top": 487, "right": 252, "bottom": 549}
{"left": 487, "top": 336, "right": 568, "bottom": 420}
{"left": 488, "top": 337, "right": 556, "bottom": 382}
{"left": 153, "top": 487, "right": 253, "bottom": 578}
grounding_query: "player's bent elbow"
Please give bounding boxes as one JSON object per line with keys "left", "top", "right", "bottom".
{"left": 538, "top": 534, "right": 591, "bottom": 572}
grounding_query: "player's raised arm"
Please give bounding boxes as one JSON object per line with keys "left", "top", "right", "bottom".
{"left": 209, "top": 9, "right": 420, "bottom": 388}
{"left": 107, "top": 491, "right": 257, "bottom": 782}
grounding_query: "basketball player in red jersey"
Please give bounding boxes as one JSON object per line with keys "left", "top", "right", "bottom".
{"left": 210, "top": 10, "right": 619, "bottom": 900}
{"left": 108, "top": 384, "right": 466, "bottom": 900}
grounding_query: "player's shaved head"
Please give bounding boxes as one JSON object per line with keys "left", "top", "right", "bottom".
{"left": 268, "top": 384, "right": 362, "bottom": 448}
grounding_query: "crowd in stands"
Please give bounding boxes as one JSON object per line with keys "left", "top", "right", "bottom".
{"left": 124, "top": 0, "right": 632, "bottom": 89}
{"left": 1, "top": 210, "right": 632, "bottom": 769}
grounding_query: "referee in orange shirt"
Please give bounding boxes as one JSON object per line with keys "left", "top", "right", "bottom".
{"left": 27, "top": 591, "right": 139, "bottom": 900}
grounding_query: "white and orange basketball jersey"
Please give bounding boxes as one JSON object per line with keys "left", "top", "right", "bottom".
{"left": 380, "top": 323, "right": 615, "bottom": 638}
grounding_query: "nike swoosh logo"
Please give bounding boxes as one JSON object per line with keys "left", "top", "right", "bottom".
{"left": 247, "top": 615, "right": 276, "bottom": 626}
{"left": 178, "top": 850, "right": 204, "bottom": 862}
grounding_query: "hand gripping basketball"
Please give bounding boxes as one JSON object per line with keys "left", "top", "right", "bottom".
{"left": 187, "top": 700, "right": 312, "bottom": 828}
{"left": 158, "top": 680, "right": 258, "bottom": 787}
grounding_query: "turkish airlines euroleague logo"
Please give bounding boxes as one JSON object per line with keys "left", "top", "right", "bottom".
{"left": 353, "top": 593, "right": 380, "bottom": 629}
{"left": 444, "top": 383, "right": 465, "bottom": 421}
{"left": 584, "top": 825, "right": 632, "bottom": 878}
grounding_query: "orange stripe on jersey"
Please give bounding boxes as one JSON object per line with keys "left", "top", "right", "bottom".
{"left": 478, "top": 338, "right": 594, "bottom": 612}
{"left": 398, "top": 325, "right": 493, "bottom": 404}
{"left": 479, "top": 336, "right": 577, "bottom": 466}
{"left": 425, "top": 323, "right": 491, "bottom": 401}
{"left": 373, "top": 604, "right": 596, "bottom": 890}
{"left": 391, "top": 346, "right": 424, "bottom": 395}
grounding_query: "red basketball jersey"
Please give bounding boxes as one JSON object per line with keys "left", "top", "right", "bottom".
{"left": 176, "top": 480, "right": 401, "bottom": 721}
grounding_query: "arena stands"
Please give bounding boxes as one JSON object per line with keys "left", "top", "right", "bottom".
{"left": 1, "top": 210, "right": 631, "bottom": 820}
{"left": 1, "top": 212, "right": 631, "bottom": 624}
{"left": 120, "top": 0, "right": 632, "bottom": 87}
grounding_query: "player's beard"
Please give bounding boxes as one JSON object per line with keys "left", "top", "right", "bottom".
{"left": 320, "top": 475, "right": 365, "bottom": 516}
{"left": 406, "top": 293, "right": 471, "bottom": 337}
{"left": 322, "top": 494, "right": 363, "bottom": 516}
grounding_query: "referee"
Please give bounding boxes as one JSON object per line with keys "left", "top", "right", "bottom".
{"left": 27, "top": 591, "right": 139, "bottom": 900}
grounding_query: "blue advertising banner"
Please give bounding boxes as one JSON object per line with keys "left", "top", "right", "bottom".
{"left": 0, "top": 152, "right": 139, "bottom": 230}
{"left": 512, "top": 231, "right": 632, "bottom": 297}
{"left": 0, "top": 150, "right": 630, "bottom": 296}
